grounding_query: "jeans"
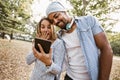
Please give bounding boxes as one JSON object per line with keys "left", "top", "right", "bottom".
{"left": 64, "top": 74, "right": 73, "bottom": 80}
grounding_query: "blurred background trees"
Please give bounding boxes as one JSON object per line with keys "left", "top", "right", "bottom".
{"left": 0, "top": 0, "right": 33, "bottom": 33}
{"left": 69, "top": 0, "right": 120, "bottom": 30}
{"left": 0, "top": 0, "right": 36, "bottom": 41}
{"left": 0, "top": 0, "right": 120, "bottom": 55}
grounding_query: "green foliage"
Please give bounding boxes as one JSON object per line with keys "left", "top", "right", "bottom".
{"left": 69, "top": 0, "right": 120, "bottom": 28}
{"left": 0, "top": 0, "right": 32, "bottom": 34}
{"left": 107, "top": 33, "right": 120, "bottom": 55}
{"left": 69, "top": 0, "right": 108, "bottom": 16}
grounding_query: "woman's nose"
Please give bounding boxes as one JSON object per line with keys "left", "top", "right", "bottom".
{"left": 44, "top": 28, "right": 48, "bottom": 31}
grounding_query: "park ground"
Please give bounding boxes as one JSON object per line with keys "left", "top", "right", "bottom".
{"left": 0, "top": 39, "right": 120, "bottom": 80}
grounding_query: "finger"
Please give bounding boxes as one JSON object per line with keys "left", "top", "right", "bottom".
{"left": 45, "top": 31, "right": 48, "bottom": 37}
{"left": 32, "top": 42, "right": 34, "bottom": 48}
{"left": 43, "top": 31, "right": 46, "bottom": 37}
{"left": 32, "top": 47, "right": 41, "bottom": 58}
{"left": 44, "top": 31, "right": 49, "bottom": 39}
{"left": 38, "top": 44, "right": 45, "bottom": 54}
{"left": 44, "top": 32, "right": 49, "bottom": 39}
{"left": 41, "top": 32, "right": 46, "bottom": 39}
{"left": 46, "top": 35, "right": 49, "bottom": 40}
{"left": 49, "top": 48, "right": 52, "bottom": 55}
{"left": 32, "top": 39, "right": 35, "bottom": 46}
{"left": 45, "top": 31, "right": 48, "bottom": 35}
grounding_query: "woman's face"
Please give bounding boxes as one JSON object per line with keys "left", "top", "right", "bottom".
{"left": 40, "top": 19, "right": 52, "bottom": 40}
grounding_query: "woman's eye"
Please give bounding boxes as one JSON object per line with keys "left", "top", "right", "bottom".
{"left": 47, "top": 26, "right": 51, "bottom": 29}
{"left": 41, "top": 24, "right": 45, "bottom": 28}
{"left": 41, "top": 26, "right": 44, "bottom": 28}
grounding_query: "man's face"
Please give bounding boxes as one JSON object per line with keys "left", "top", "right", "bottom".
{"left": 48, "top": 11, "right": 68, "bottom": 29}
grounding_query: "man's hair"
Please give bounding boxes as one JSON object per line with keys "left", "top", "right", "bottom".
{"left": 46, "top": 1, "right": 66, "bottom": 16}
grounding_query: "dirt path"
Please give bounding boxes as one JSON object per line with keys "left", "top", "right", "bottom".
{"left": 110, "top": 56, "right": 120, "bottom": 80}
{"left": 113, "top": 56, "right": 120, "bottom": 61}
{"left": 0, "top": 39, "right": 33, "bottom": 80}
{"left": 0, "top": 39, "right": 120, "bottom": 80}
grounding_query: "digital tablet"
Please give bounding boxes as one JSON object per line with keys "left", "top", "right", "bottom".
{"left": 34, "top": 38, "right": 52, "bottom": 53}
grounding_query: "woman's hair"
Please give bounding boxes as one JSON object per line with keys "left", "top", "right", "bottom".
{"left": 36, "top": 17, "right": 56, "bottom": 41}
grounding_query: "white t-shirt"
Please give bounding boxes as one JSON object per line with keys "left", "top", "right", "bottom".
{"left": 62, "top": 28, "right": 90, "bottom": 80}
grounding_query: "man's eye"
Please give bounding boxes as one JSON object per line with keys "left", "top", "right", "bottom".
{"left": 54, "top": 15, "right": 58, "bottom": 18}
{"left": 54, "top": 13, "right": 59, "bottom": 18}
{"left": 50, "top": 20, "right": 54, "bottom": 24}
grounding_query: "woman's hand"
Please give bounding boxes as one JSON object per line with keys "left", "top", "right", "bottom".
{"left": 32, "top": 44, "right": 52, "bottom": 66}
{"left": 37, "top": 31, "right": 50, "bottom": 40}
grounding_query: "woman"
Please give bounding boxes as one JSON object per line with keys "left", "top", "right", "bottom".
{"left": 26, "top": 17, "right": 65, "bottom": 80}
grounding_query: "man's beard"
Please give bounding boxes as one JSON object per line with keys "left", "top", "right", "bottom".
{"left": 56, "top": 20, "right": 67, "bottom": 30}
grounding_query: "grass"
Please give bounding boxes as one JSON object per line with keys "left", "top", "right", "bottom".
{"left": 0, "top": 38, "right": 120, "bottom": 80}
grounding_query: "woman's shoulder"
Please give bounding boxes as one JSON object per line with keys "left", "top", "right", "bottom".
{"left": 51, "top": 38, "right": 64, "bottom": 47}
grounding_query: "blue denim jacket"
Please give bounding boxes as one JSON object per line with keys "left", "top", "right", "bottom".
{"left": 57, "top": 15, "right": 104, "bottom": 80}
{"left": 76, "top": 15, "right": 104, "bottom": 80}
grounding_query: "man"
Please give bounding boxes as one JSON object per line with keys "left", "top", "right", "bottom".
{"left": 45, "top": 1, "right": 113, "bottom": 80}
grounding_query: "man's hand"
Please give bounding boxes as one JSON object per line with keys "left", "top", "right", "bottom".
{"left": 32, "top": 44, "right": 52, "bottom": 66}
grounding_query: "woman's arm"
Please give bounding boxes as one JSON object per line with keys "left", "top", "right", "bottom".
{"left": 32, "top": 39, "right": 65, "bottom": 74}
{"left": 26, "top": 51, "right": 36, "bottom": 65}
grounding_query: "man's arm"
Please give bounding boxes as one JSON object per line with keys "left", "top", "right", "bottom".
{"left": 94, "top": 32, "right": 113, "bottom": 80}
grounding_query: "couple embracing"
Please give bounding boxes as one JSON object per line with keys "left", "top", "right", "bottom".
{"left": 26, "top": 1, "right": 113, "bottom": 80}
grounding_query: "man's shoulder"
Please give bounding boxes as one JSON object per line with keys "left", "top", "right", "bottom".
{"left": 75, "top": 15, "right": 94, "bottom": 21}
{"left": 74, "top": 15, "right": 97, "bottom": 29}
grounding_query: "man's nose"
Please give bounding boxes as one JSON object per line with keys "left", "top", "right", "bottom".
{"left": 53, "top": 19, "right": 58, "bottom": 25}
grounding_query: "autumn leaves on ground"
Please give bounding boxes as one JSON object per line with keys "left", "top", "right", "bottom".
{"left": 0, "top": 39, "right": 33, "bottom": 80}
{"left": 0, "top": 39, "right": 120, "bottom": 80}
